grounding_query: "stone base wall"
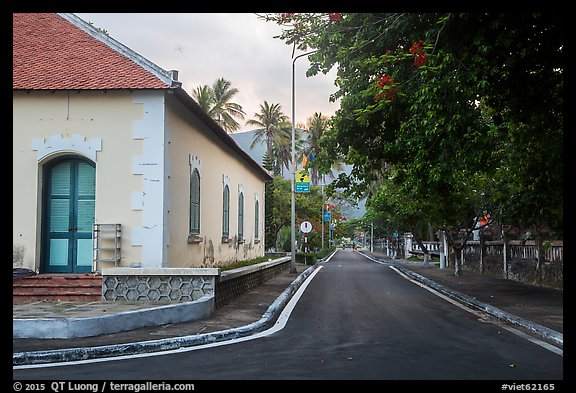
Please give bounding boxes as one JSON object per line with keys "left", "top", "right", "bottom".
{"left": 215, "top": 257, "right": 290, "bottom": 309}
{"left": 101, "top": 258, "right": 292, "bottom": 308}
{"left": 101, "top": 268, "right": 218, "bottom": 302}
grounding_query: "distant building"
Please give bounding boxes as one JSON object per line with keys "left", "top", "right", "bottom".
{"left": 13, "top": 13, "right": 272, "bottom": 274}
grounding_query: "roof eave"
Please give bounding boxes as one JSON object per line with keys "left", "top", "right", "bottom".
{"left": 171, "top": 87, "right": 273, "bottom": 181}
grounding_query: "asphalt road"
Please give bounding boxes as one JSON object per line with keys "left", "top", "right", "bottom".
{"left": 14, "top": 250, "right": 563, "bottom": 380}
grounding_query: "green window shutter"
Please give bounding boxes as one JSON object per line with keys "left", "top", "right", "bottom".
{"left": 222, "top": 185, "right": 230, "bottom": 237}
{"left": 76, "top": 162, "right": 95, "bottom": 196}
{"left": 50, "top": 161, "right": 71, "bottom": 196}
{"left": 190, "top": 169, "right": 200, "bottom": 234}
{"left": 76, "top": 162, "right": 96, "bottom": 233}
{"left": 255, "top": 200, "right": 259, "bottom": 238}
{"left": 77, "top": 200, "right": 95, "bottom": 233}
{"left": 49, "top": 200, "right": 70, "bottom": 232}
{"left": 48, "top": 161, "right": 71, "bottom": 232}
{"left": 43, "top": 157, "right": 95, "bottom": 273}
{"left": 238, "top": 192, "right": 244, "bottom": 239}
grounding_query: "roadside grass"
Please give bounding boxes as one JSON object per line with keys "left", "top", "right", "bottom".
{"left": 218, "top": 248, "right": 336, "bottom": 271}
{"left": 218, "top": 255, "right": 277, "bottom": 272}
{"left": 405, "top": 254, "right": 440, "bottom": 262}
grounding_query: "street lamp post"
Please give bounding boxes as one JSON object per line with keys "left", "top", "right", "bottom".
{"left": 321, "top": 184, "right": 324, "bottom": 251}
{"left": 290, "top": 50, "right": 317, "bottom": 274}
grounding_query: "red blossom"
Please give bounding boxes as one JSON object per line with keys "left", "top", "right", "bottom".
{"left": 280, "top": 13, "right": 295, "bottom": 23}
{"left": 414, "top": 53, "right": 426, "bottom": 67}
{"left": 328, "top": 13, "right": 342, "bottom": 22}
{"left": 375, "top": 74, "right": 398, "bottom": 102}
{"left": 377, "top": 74, "right": 394, "bottom": 88}
{"left": 408, "top": 40, "right": 424, "bottom": 55}
{"left": 409, "top": 40, "right": 427, "bottom": 68}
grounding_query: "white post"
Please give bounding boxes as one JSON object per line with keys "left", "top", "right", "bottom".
{"left": 439, "top": 230, "right": 447, "bottom": 269}
{"left": 405, "top": 233, "right": 413, "bottom": 258}
{"left": 502, "top": 225, "right": 509, "bottom": 279}
{"left": 370, "top": 222, "right": 374, "bottom": 252}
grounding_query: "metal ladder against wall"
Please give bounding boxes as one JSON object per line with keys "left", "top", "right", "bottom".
{"left": 93, "top": 223, "right": 121, "bottom": 272}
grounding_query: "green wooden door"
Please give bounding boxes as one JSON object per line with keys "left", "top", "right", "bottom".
{"left": 42, "top": 157, "right": 95, "bottom": 273}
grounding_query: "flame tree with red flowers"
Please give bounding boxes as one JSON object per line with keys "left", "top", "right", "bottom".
{"left": 259, "top": 13, "right": 563, "bottom": 276}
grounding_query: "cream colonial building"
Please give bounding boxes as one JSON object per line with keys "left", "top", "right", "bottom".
{"left": 13, "top": 13, "right": 272, "bottom": 274}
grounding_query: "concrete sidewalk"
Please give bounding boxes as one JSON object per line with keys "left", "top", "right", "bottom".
{"left": 13, "top": 251, "right": 563, "bottom": 365}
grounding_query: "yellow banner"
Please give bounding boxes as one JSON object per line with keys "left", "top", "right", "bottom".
{"left": 296, "top": 168, "right": 310, "bottom": 183}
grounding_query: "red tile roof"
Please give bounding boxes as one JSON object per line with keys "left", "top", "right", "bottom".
{"left": 13, "top": 13, "right": 272, "bottom": 180}
{"left": 13, "top": 13, "right": 171, "bottom": 90}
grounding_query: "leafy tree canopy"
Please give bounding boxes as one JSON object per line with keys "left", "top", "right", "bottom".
{"left": 261, "top": 12, "right": 563, "bottom": 239}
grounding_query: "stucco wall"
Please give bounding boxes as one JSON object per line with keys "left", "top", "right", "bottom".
{"left": 13, "top": 90, "right": 149, "bottom": 271}
{"left": 14, "top": 89, "right": 267, "bottom": 272}
{"left": 164, "top": 94, "right": 266, "bottom": 268}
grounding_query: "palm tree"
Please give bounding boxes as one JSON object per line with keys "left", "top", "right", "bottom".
{"left": 246, "top": 101, "right": 289, "bottom": 159}
{"left": 303, "top": 113, "right": 332, "bottom": 185}
{"left": 192, "top": 78, "right": 246, "bottom": 133}
{"left": 193, "top": 85, "right": 214, "bottom": 114}
{"left": 303, "top": 113, "right": 342, "bottom": 185}
{"left": 273, "top": 126, "right": 306, "bottom": 176}
{"left": 270, "top": 125, "right": 291, "bottom": 176}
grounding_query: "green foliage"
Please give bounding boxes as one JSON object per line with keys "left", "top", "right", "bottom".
{"left": 266, "top": 175, "right": 346, "bottom": 251}
{"left": 219, "top": 255, "right": 280, "bottom": 272}
{"left": 262, "top": 12, "right": 563, "bottom": 241}
{"left": 192, "top": 78, "right": 246, "bottom": 133}
{"left": 247, "top": 101, "right": 290, "bottom": 158}
{"left": 296, "top": 247, "right": 336, "bottom": 265}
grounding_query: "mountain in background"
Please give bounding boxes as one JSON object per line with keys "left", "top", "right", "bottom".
{"left": 230, "top": 129, "right": 366, "bottom": 219}
{"left": 230, "top": 130, "right": 268, "bottom": 168}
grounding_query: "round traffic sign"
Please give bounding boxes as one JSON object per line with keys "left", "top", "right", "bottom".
{"left": 300, "top": 221, "right": 312, "bottom": 233}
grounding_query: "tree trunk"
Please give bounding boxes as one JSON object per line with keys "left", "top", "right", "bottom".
{"left": 423, "top": 252, "right": 430, "bottom": 267}
{"left": 479, "top": 232, "right": 485, "bottom": 274}
{"left": 454, "top": 247, "right": 463, "bottom": 276}
{"left": 535, "top": 226, "right": 544, "bottom": 286}
{"left": 427, "top": 222, "right": 435, "bottom": 242}
{"left": 414, "top": 237, "right": 430, "bottom": 267}
{"left": 502, "top": 226, "right": 509, "bottom": 279}
{"left": 439, "top": 230, "right": 447, "bottom": 269}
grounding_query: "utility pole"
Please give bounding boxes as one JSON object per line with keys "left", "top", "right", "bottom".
{"left": 321, "top": 184, "right": 324, "bottom": 251}
{"left": 290, "top": 50, "right": 317, "bottom": 274}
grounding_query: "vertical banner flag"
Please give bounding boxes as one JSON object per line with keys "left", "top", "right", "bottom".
{"left": 323, "top": 208, "right": 331, "bottom": 222}
{"left": 295, "top": 168, "right": 310, "bottom": 193}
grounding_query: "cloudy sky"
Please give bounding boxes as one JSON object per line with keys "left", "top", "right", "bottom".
{"left": 76, "top": 13, "right": 340, "bottom": 133}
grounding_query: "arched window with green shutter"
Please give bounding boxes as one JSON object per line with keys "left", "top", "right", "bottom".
{"left": 189, "top": 168, "right": 200, "bottom": 234}
{"left": 238, "top": 192, "right": 244, "bottom": 240}
{"left": 255, "top": 199, "right": 259, "bottom": 239}
{"left": 222, "top": 184, "right": 230, "bottom": 238}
